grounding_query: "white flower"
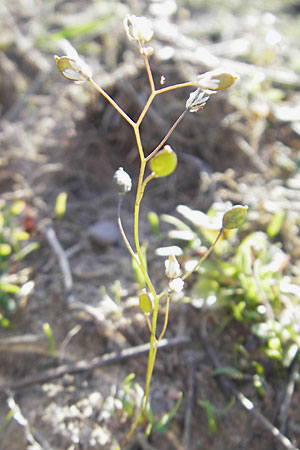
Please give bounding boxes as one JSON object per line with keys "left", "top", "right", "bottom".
{"left": 165, "top": 253, "right": 182, "bottom": 279}
{"left": 113, "top": 167, "right": 132, "bottom": 195}
{"left": 169, "top": 277, "right": 184, "bottom": 293}
{"left": 123, "top": 14, "right": 154, "bottom": 42}
{"left": 186, "top": 89, "right": 210, "bottom": 112}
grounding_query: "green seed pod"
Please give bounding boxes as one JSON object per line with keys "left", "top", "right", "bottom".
{"left": 54, "top": 55, "right": 92, "bottom": 83}
{"left": 149, "top": 145, "right": 177, "bottom": 177}
{"left": 197, "top": 70, "right": 239, "bottom": 92}
{"left": 222, "top": 205, "right": 248, "bottom": 229}
{"left": 139, "top": 292, "right": 153, "bottom": 314}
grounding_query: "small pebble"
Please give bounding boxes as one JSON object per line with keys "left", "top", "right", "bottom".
{"left": 88, "top": 220, "right": 120, "bottom": 246}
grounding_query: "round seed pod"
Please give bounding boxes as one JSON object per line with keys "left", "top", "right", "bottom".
{"left": 149, "top": 145, "right": 177, "bottom": 177}
{"left": 222, "top": 205, "right": 248, "bottom": 229}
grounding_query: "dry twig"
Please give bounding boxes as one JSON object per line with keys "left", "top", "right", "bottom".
{"left": 44, "top": 225, "right": 75, "bottom": 305}
{"left": 4, "top": 393, "right": 51, "bottom": 450}
{"left": 278, "top": 360, "right": 299, "bottom": 435}
{"left": 183, "top": 354, "right": 197, "bottom": 450}
{"left": 0, "top": 336, "right": 190, "bottom": 392}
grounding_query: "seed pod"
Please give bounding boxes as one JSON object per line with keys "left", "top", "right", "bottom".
{"left": 54, "top": 55, "right": 92, "bottom": 83}
{"left": 139, "top": 292, "right": 153, "bottom": 314}
{"left": 197, "top": 69, "right": 239, "bottom": 92}
{"left": 222, "top": 205, "right": 248, "bottom": 229}
{"left": 149, "top": 145, "right": 177, "bottom": 177}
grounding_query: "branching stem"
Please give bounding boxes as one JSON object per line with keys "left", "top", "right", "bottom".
{"left": 87, "top": 41, "right": 220, "bottom": 449}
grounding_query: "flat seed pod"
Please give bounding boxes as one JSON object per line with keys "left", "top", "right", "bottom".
{"left": 139, "top": 292, "right": 153, "bottom": 314}
{"left": 223, "top": 205, "right": 248, "bottom": 229}
{"left": 149, "top": 145, "right": 177, "bottom": 177}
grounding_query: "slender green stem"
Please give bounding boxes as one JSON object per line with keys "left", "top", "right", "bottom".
{"left": 139, "top": 173, "right": 156, "bottom": 202}
{"left": 157, "top": 291, "right": 170, "bottom": 342}
{"left": 132, "top": 127, "right": 156, "bottom": 295}
{"left": 117, "top": 195, "right": 137, "bottom": 262}
{"left": 156, "top": 229, "right": 224, "bottom": 301}
{"left": 156, "top": 81, "right": 197, "bottom": 95}
{"left": 88, "top": 78, "right": 135, "bottom": 127}
{"left": 139, "top": 43, "right": 156, "bottom": 93}
{"left": 133, "top": 125, "right": 146, "bottom": 164}
{"left": 182, "top": 228, "right": 224, "bottom": 281}
{"left": 142, "top": 294, "right": 159, "bottom": 421}
{"left": 120, "top": 402, "right": 144, "bottom": 447}
{"left": 113, "top": 42, "right": 203, "bottom": 447}
{"left": 145, "top": 108, "right": 188, "bottom": 162}
{"left": 146, "top": 314, "right": 152, "bottom": 334}
{"left": 136, "top": 91, "right": 156, "bottom": 127}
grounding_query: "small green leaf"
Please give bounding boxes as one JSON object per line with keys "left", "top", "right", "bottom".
{"left": 0, "top": 408, "right": 14, "bottom": 434}
{"left": 268, "top": 336, "right": 281, "bottom": 351}
{"left": 252, "top": 322, "right": 273, "bottom": 339}
{"left": 10, "top": 200, "right": 26, "bottom": 216}
{"left": 51, "top": 17, "right": 116, "bottom": 41}
{"left": 282, "top": 343, "right": 298, "bottom": 368}
{"left": 212, "top": 367, "right": 244, "bottom": 380}
{"left": 253, "top": 374, "right": 264, "bottom": 398}
{"left": 265, "top": 348, "right": 281, "bottom": 359}
{"left": 198, "top": 401, "right": 218, "bottom": 435}
{"left": 122, "top": 396, "right": 134, "bottom": 418}
{"left": 148, "top": 211, "right": 160, "bottom": 235}
{"left": 12, "top": 231, "right": 30, "bottom": 241}
{"left": 1, "top": 318, "right": 10, "bottom": 328}
{"left": 232, "top": 300, "right": 246, "bottom": 321}
{"left": 0, "top": 283, "right": 20, "bottom": 294}
{"left": 43, "top": 322, "right": 56, "bottom": 358}
{"left": 0, "top": 293, "right": 16, "bottom": 314}
{"left": 267, "top": 210, "right": 285, "bottom": 238}
{"left": 139, "top": 292, "right": 152, "bottom": 314}
{"left": 149, "top": 145, "right": 177, "bottom": 177}
{"left": 124, "top": 373, "right": 135, "bottom": 388}
{"left": 15, "top": 242, "right": 39, "bottom": 262}
{"left": 155, "top": 392, "right": 182, "bottom": 433}
{"left": 222, "top": 205, "right": 248, "bottom": 229}
{"left": 55, "top": 192, "right": 68, "bottom": 218}
{"left": 0, "top": 244, "right": 11, "bottom": 256}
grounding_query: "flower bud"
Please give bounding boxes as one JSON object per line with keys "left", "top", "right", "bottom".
{"left": 197, "top": 69, "right": 239, "bottom": 92}
{"left": 54, "top": 55, "right": 92, "bottom": 83}
{"left": 186, "top": 89, "right": 210, "bottom": 112}
{"left": 123, "top": 14, "right": 154, "bottom": 42}
{"left": 165, "top": 253, "right": 182, "bottom": 279}
{"left": 169, "top": 277, "right": 184, "bottom": 293}
{"left": 113, "top": 167, "right": 132, "bottom": 195}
